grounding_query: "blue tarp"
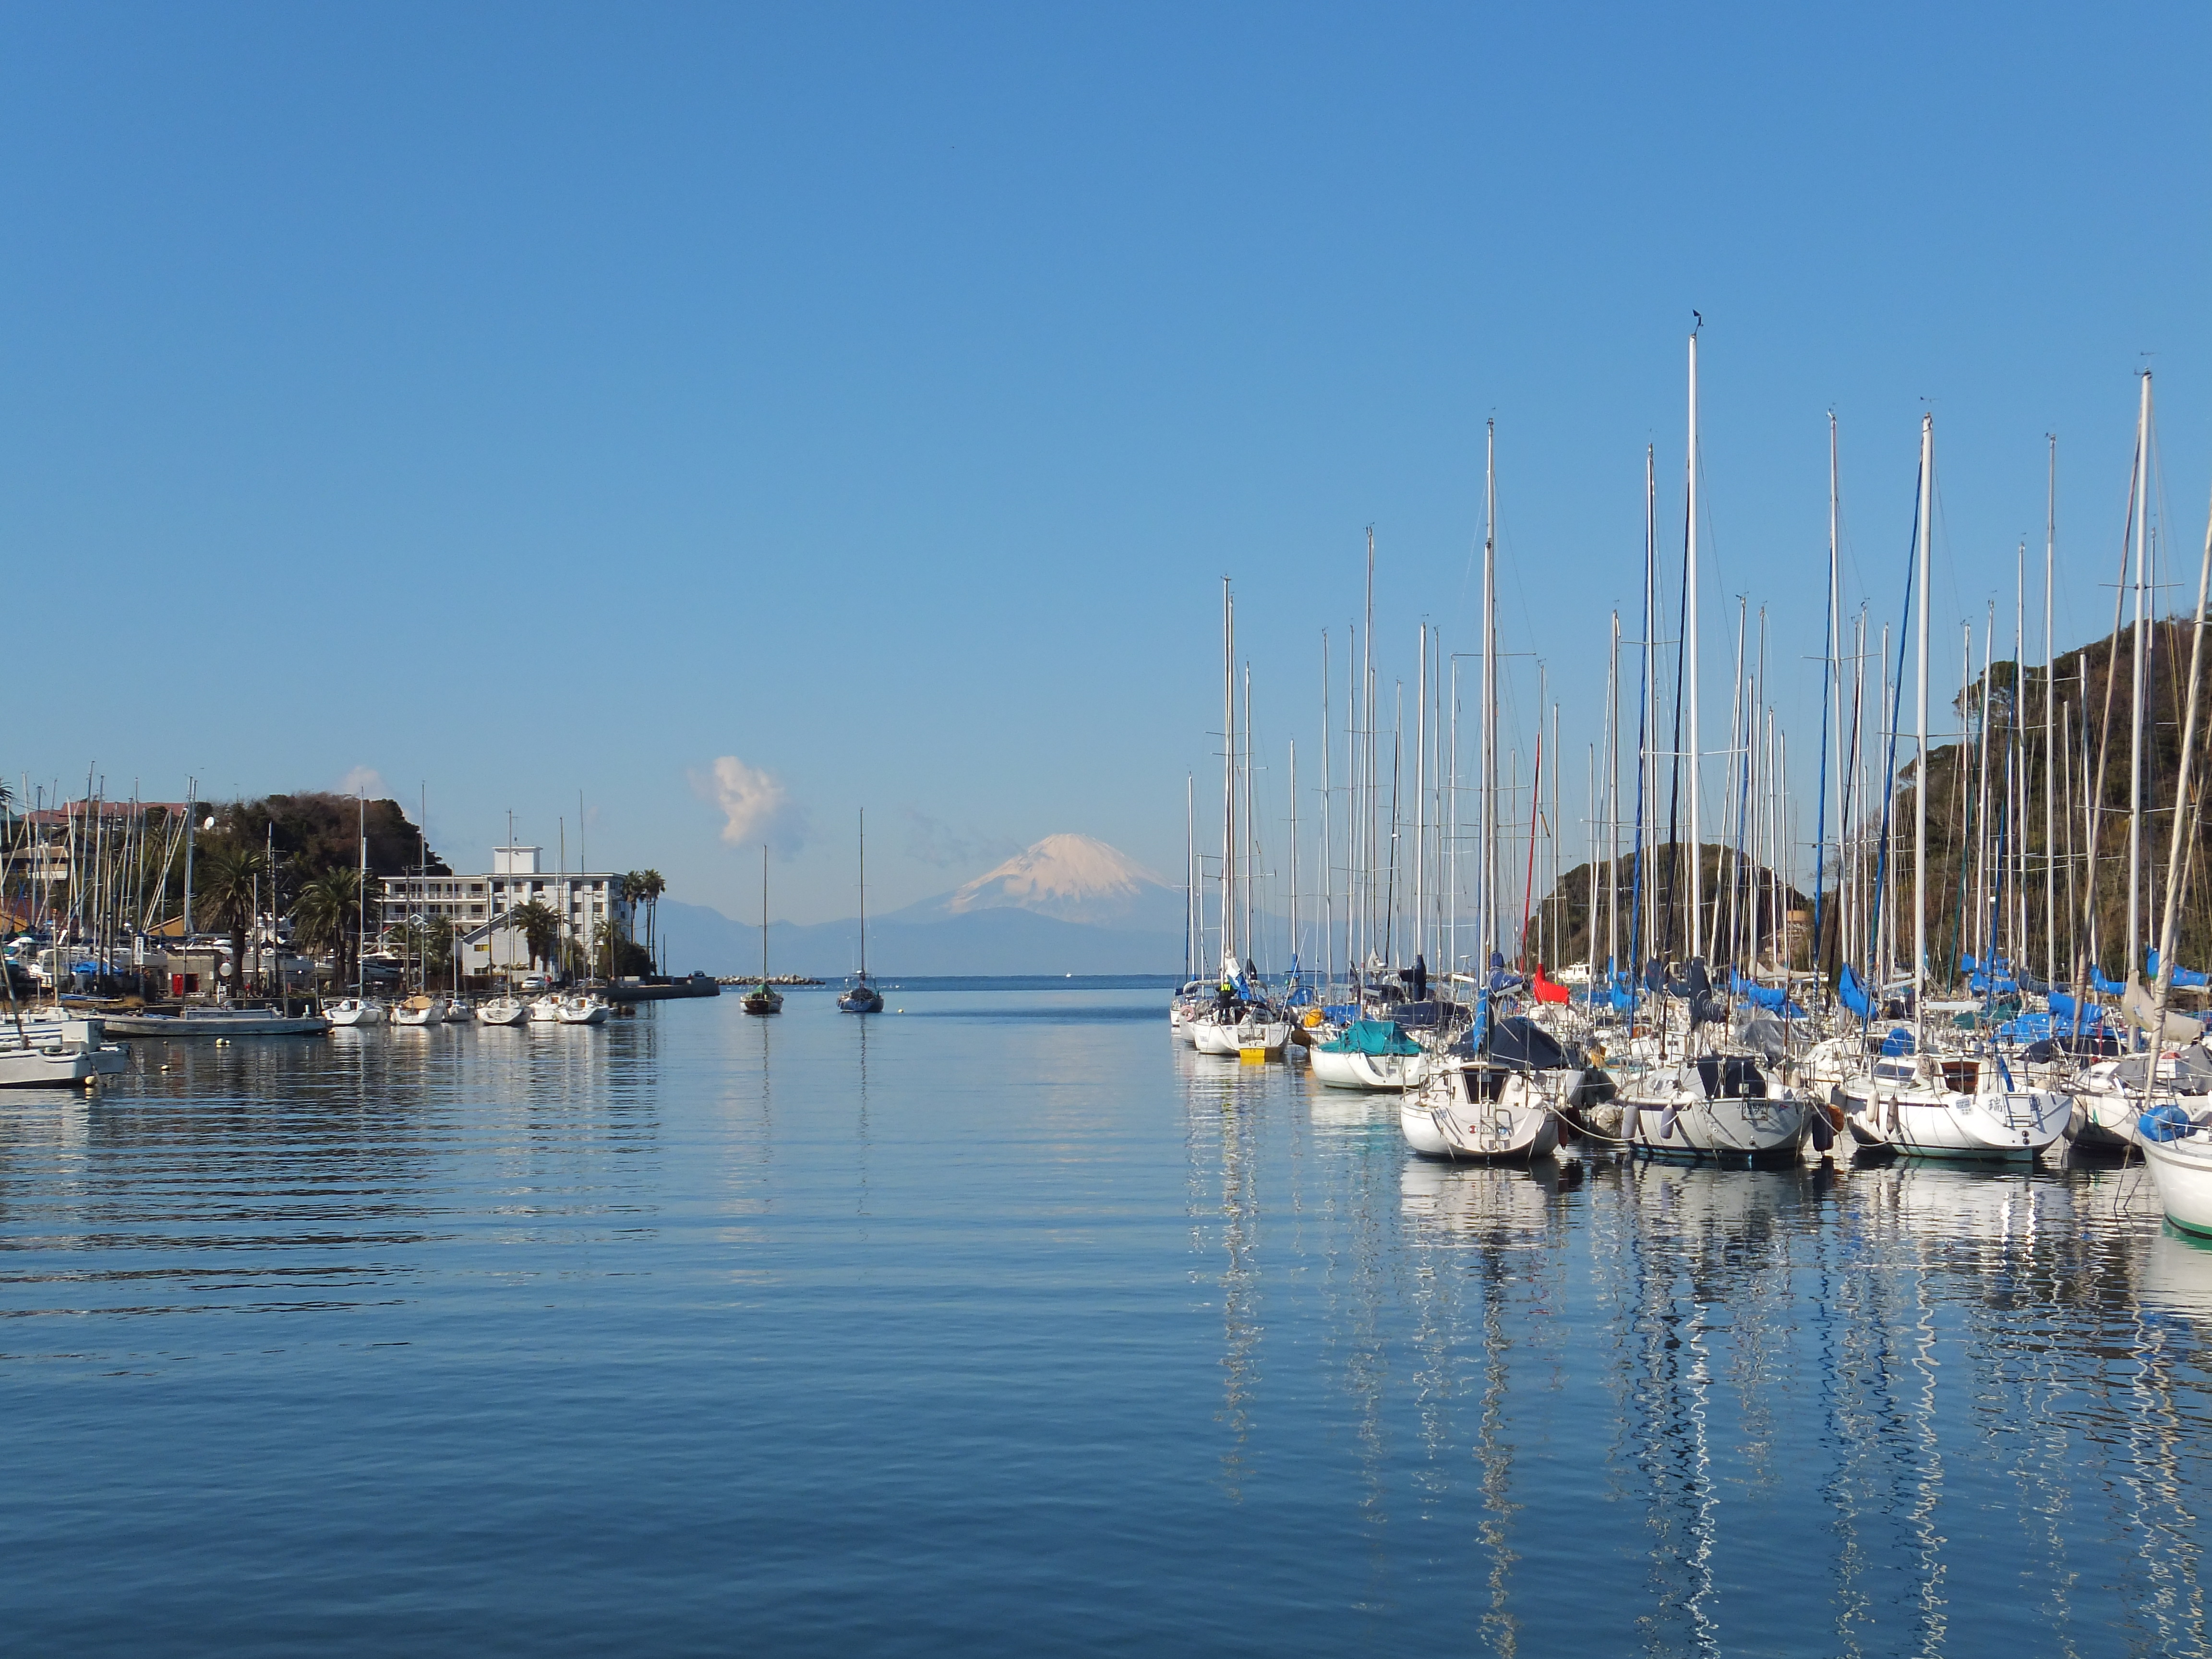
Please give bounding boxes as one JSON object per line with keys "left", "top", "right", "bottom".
{"left": 2090, "top": 965, "right": 2127, "bottom": 996}
{"left": 1879, "top": 1026, "right": 1916, "bottom": 1057}
{"left": 1322, "top": 1019, "right": 1422, "bottom": 1058}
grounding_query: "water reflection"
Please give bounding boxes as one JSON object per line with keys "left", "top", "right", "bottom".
{"left": 1175, "top": 1040, "right": 2212, "bottom": 1655}
{"left": 0, "top": 1018, "right": 660, "bottom": 1343}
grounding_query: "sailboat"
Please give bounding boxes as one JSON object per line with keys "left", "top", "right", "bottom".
{"left": 1839, "top": 412, "right": 2069, "bottom": 1159}
{"left": 743, "top": 844, "right": 784, "bottom": 1016}
{"left": 838, "top": 811, "right": 884, "bottom": 1014}
{"left": 328, "top": 793, "right": 386, "bottom": 1026}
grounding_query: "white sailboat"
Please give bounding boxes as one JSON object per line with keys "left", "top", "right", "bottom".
{"left": 329, "top": 794, "right": 385, "bottom": 1025}
{"left": 1840, "top": 413, "right": 2069, "bottom": 1160}
{"left": 838, "top": 811, "right": 884, "bottom": 1014}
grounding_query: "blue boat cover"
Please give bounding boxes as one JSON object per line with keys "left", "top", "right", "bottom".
{"left": 1322, "top": 1019, "right": 1422, "bottom": 1057}
{"left": 1879, "top": 1026, "right": 1916, "bottom": 1057}
{"left": 1729, "top": 972, "right": 1807, "bottom": 1018}
{"left": 2148, "top": 950, "right": 2211, "bottom": 988}
{"left": 2090, "top": 965, "right": 2127, "bottom": 995}
{"left": 2140, "top": 1102, "right": 2201, "bottom": 1143}
{"left": 1839, "top": 963, "right": 1874, "bottom": 1019}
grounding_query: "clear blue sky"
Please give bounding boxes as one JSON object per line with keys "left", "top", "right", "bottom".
{"left": 6, "top": 4, "right": 2208, "bottom": 926}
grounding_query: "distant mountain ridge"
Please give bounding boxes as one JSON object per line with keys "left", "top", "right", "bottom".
{"left": 659, "top": 833, "right": 1189, "bottom": 977}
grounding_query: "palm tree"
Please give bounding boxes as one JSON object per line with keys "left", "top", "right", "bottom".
{"left": 635, "top": 869, "right": 666, "bottom": 970}
{"left": 510, "top": 901, "right": 563, "bottom": 973}
{"left": 292, "top": 867, "right": 370, "bottom": 991}
{"left": 194, "top": 842, "right": 267, "bottom": 998}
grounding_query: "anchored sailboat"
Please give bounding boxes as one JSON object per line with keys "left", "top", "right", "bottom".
{"left": 744, "top": 845, "right": 784, "bottom": 1016}
{"left": 838, "top": 811, "right": 884, "bottom": 1014}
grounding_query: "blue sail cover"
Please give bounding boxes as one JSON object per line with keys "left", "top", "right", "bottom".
{"left": 1322, "top": 1019, "right": 1423, "bottom": 1057}
{"left": 1839, "top": 963, "right": 1874, "bottom": 1019}
{"left": 1729, "top": 972, "right": 1807, "bottom": 1018}
{"left": 2148, "top": 950, "right": 2211, "bottom": 989}
{"left": 2090, "top": 965, "right": 2127, "bottom": 996}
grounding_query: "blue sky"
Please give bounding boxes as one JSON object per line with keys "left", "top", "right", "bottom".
{"left": 5, "top": 4, "right": 2209, "bottom": 925}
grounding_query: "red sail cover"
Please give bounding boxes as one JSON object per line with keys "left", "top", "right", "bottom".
{"left": 1531, "top": 966, "right": 1570, "bottom": 1005}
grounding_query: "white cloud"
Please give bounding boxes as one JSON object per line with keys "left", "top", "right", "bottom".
{"left": 336, "top": 765, "right": 387, "bottom": 799}
{"left": 690, "top": 756, "right": 807, "bottom": 853}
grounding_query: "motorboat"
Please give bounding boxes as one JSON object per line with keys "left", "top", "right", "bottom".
{"left": 475, "top": 996, "right": 529, "bottom": 1026}
{"left": 0, "top": 1028, "right": 99, "bottom": 1087}
{"left": 104, "top": 1006, "right": 332, "bottom": 1037}
{"left": 327, "top": 997, "right": 385, "bottom": 1027}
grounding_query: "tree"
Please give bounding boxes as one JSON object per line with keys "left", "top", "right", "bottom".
{"left": 193, "top": 842, "right": 267, "bottom": 998}
{"left": 292, "top": 871, "right": 354, "bottom": 989}
{"left": 633, "top": 869, "right": 666, "bottom": 969}
{"left": 510, "top": 901, "right": 563, "bottom": 973}
{"left": 424, "top": 917, "right": 456, "bottom": 991}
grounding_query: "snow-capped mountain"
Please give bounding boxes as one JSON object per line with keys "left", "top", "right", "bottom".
{"left": 946, "top": 834, "right": 1171, "bottom": 923}
{"left": 885, "top": 834, "right": 1183, "bottom": 931}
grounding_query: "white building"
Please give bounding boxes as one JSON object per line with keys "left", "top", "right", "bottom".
{"left": 382, "top": 845, "right": 634, "bottom": 975}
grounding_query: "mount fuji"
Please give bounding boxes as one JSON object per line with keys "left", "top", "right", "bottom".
{"left": 656, "top": 834, "right": 1188, "bottom": 977}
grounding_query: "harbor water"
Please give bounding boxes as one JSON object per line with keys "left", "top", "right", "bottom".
{"left": 2, "top": 983, "right": 2208, "bottom": 1655}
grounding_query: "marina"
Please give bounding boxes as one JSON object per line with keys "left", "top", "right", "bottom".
{"left": 2, "top": 983, "right": 2207, "bottom": 1653}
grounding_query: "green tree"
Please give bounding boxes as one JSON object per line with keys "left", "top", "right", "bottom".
{"left": 193, "top": 842, "right": 267, "bottom": 998}
{"left": 510, "top": 901, "right": 563, "bottom": 972}
{"left": 634, "top": 869, "right": 666, "bottom": 969}
{"left": 293, "top": 866, "right": 374, "bottom": 990}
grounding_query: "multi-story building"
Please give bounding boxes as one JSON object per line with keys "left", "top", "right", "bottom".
{"left": 382, "top": 845, "right": 632, "bottom": 967}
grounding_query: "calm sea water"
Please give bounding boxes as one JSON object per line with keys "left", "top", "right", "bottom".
{"left": 1, "top": 985, "right": 2207, "bottom": 1656}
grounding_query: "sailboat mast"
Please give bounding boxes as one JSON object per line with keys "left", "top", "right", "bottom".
{"left": 2128, "top": 370, "right": 2152, "bottom": 983}
{"left": 2147, "top": 474, "right": 2212, "bottom": 1041}
{"left": 1321, "top": 633, "right": 1333, "bottom": 990}
{"left": 2044, "top": 435, "right": 2057, "bottom": 985}
{"left": 858, "top": 808, "right": 867, "bottom": 978}
{"left": 1220, "top": 579, "right": 1234, "bottom": 968}
{"left": 1914, "top": 413, "right": 1934, "bottom": 1020}
{"left": 1482, "top": 422, "right": 1497, "bottom": 962}
{"left": 1414, "top": 624, "right": 1427, "bottom": 967}
{"left": 1685, "top": 328, "right": 1704, "bottom": 964}
{"left": 761, "top": 844, "right": 769, "bottom": 981}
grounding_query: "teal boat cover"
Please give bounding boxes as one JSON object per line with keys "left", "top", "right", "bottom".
{"left": 1322, "top": 1019, "right": 1422, "bottom": 1057}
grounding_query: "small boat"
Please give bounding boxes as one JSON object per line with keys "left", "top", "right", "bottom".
{"left": 0, "top": 1029, "right": 99, "bottom": 1087}
{"left": 105, "top": 1006, "right": 332, "bottom": 1038}
{"left": 838, "top": 811, "right": 883, "bottom": 1015}
{"left": 527, "top": 996, "right": 563, "bottom": 1024}
{"left": 743, "top": 845, "right": 784, "bottom": 1016}
{"left": 1839, "top": 1050, "right": 2070, "bottom": 1161}
{"left": 1310, "top": 1019, "right": 1431, "bottom": 1091}
{"left": 1401, "top": 1058, "right": 1561, "bottom": 1161}
{"left": 557, "top": 993, "right": 611, "bottom": 1025}
{"left": 393, "top": 995, "right": 444, "bottom": 1027}
{"left": 475, "top": 996, "right": 529, "bottom": 1026}
{"left": 327, "top": 997, "right": 385, "bottom": 1027}
{"left": 2139, "top": 1106, "right": 2212, "bottom": 1234}
{"left": 445, "top": 996, "right": 472, "bottom": 1023}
